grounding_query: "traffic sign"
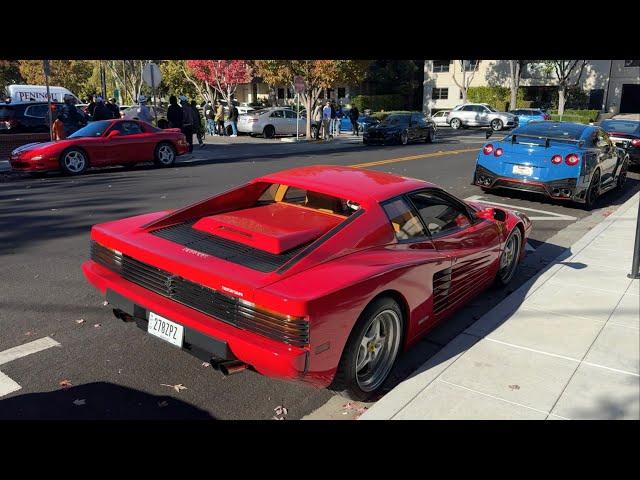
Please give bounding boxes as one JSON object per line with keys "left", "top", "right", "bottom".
{"left": 294, "top": 76, "right": 305, "bottom": 93}
{"left": 142, "top": 63, "right": 162, "bottom": 88}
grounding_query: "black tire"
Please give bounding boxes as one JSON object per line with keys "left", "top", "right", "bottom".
{"left": 59, "top": 147, "right": 88, "bottom": 176}
{"left": 263, "top": 125, "right": 275, "bottom": 139}
{"left": 400, "top": 130, "right": 409, "bottom": 145}
{"left": 363, "top": 138, "right": 370, "bottom": 145}
{"left": 425, "top": 127, "right": 434, "bottom": 143}
{"left": 491, "top": 119, "right": 504, "bottom": 131}
{"left": 450, "top": 118, "right": 461, "bottom": 130}
{"left": 583, "top": 169, "right": 601, "bottom": 211}
{"left": 330, "top": 297, "right": 404, "bottom": 401}
{"left": 153, "top": 142, "right": 176, "bottom": 167}
{"left": 616, "top": 155, "right": 629, "bottom": 190}
{"left": 495, "top": 228, "right": 522, "bottom": 286}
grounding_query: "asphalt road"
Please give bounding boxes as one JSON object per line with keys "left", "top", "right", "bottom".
{"left": 1, "top": 128, "right": 639, "bottom": 420}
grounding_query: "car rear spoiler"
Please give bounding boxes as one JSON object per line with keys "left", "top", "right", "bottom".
{"left": 511, "top": 134, "right": 585, "bottom": 148}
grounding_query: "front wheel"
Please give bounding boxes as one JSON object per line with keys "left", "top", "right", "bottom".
{"left": 450, "top": 118, "right": 461, "bottom": 129}
{"left": 59, "top": 148, "right": 88, "bottom": 175}
{"left": 616, "top": 155, "right": 629, "bottom": 190}
{"left": 490, "top": 119, "right": 504, "bottom": 131}
{"left": 154, "top": 142, "right": 176, "bottom": 167}
{"left": 400, "top": 130, "right": 409, "bottom": 145}
{"left": 495, "top": 228, "right": 522, "bottom": 286}
{"left": 263, "top": 125, "right": 275, "bottom": 139}
{"left": 330, "top": 297, "right": 403, "bottom": 401}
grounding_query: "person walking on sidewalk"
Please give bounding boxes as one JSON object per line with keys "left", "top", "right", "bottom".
{"left": 321, "top": 101, "right": 332, "bottom": 140}
{"left": 329, "top": 100, "right": 337, "bottom": 138}
{"left": 167, "top": 95, "right": 183, "bottom": 129}
{"left": 57, "top": 94, "right": 85, "bottom": 137}
{"left": 86, "top": 94, "right": 96, "bottom": 119}
{"left": 204, "top": 101, "right": 216, "bottom": 136}
{"left": 349, "top": 105, "right": 360, "bottom": 136}
{"left": 106, "top": 97, "right": 120, "bottom": 119}
{"left": 179, "top": 96, "right": 195, "bottom": 153}
{"left": 191, "top": 100, "right": 205, "bottom": 148}
{"left": 313, "top": 104, "right": 323, "bottom": 139}
{"left": 215, "top": 100, "right": 225, "bottom": 136}
{"left": 228, "top": 104, "right": 238, "bottom": 137}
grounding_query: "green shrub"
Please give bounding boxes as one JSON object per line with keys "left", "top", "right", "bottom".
{"left": 351, "top": 94, "right": 406, "bottom": 112}
{"left": 467, "top": 86, "right": 528, "bottom": 111}
{"left": 548, "top": 109, "right": 599, "bottom": 123}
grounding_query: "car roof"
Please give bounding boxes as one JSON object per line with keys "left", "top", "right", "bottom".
{"left": 255, "top": 165, "right": 434, "bottom": 206}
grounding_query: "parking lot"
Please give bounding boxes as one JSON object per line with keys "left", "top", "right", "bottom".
{"left": 1, "top": 128, "right": 638, "bottom": 419}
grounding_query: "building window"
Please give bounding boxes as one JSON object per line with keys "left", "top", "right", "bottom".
{"left": 432, "top": 88, "right": 449, "bottom": 100}
{"left": 432, "top": 60, "right": 450, "bottom": 73}
{"left": 338, "top": 87, "right": 346, "bottom": 98}
{"left": 287, "top": 88, "right": 293, "bottom": 99}
{"left": 463, "top": 60, "right": 479, "bottom": 71}
{"left": 277, "top": 88, "right": 285, "bottom": 99}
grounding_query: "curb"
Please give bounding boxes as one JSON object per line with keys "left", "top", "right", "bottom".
{"left": 360, "top": 191, "right": 640, "bottom": 420}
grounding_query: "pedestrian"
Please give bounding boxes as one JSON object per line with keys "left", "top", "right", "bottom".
{"left": 336, "top": 103, "right": 343, "bottom": 136}
{"left": 214, "top": 100, "right": 225, "bottom": 136}
{"left": 52, "top": 116, "right": 66, "bottom": 141}
{"left": 106, "top": 97, "right": 120, "bottom": 119}
{"left": 167, "top": 95, "right": 183, "bottom": 129}
{"left": 313, "top": 104, "right": 323, "bottom": 139}
{"left": 330, "top": 100, "right": 337, "bottom": 137}
{"left": 180, "top": 96, "right": 195, "bottom": 153}
{"left": 136, "top": 95, "right": 154, "bottom": 124}
{"left": 228, "top": 103, "right": 238, "bottom": 137}
{"left": 322, "top": 101, "right": 332, "bottom": 140}
{"left": 349, "top": 105, "right": 360, "bottom": 136}
{"left": 204, "top": 101, "right": 216, "bottom": 136}
{"left": 86, "top": 94, "right": 96, "bottom": 118}
{"left": 191, "top": 100, "right": 205, "bottom": 148}
{"left": 92, "top": 97, "right": 112, "bottom": 121}
{"left": 57, "top": 94, "right": 85, "bottom": 137}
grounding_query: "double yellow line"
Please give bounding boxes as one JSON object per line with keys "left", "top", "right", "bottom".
{"left": 349, "top": 147, "right": 479, "bottom": 168}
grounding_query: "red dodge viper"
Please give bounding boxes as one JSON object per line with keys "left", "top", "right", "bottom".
{"left": 82, "top": 165, "right": 532, "bottom": 400}
{"left": 10, "top": 119, "right": 188, "bottom": 175}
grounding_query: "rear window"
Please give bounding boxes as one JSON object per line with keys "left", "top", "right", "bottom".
{"left": 258, "top": 183, "right": 359, "bottom": 217}
{"left": 600, "top": 120, "right": 640, "bottom": 135}
{"left": 515, "top": 122, "right": 587, "bottom": 140}
{"left": 0, "top": 106, "right": 14, "bottom": 119}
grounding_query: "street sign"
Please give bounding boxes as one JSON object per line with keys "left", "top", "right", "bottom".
{"left": 142, "top": 63, "right": 162, "bottom": 88}
{"left": 294, "top": 76, "right": 305, "bottom": 93}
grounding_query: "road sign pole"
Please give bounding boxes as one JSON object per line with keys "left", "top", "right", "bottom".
{"left": 296, "top": 93, "right": 300, "bottom": 140}
{"left": 629, "top": 199, "right": 640, "bottom": 279}
{"left": 43, "top": 60, "right": 53, "bottom": 141}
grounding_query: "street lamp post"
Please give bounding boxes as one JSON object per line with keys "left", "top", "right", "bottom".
{"left": 43, "top": 60, "right": 53, "bottom": 141}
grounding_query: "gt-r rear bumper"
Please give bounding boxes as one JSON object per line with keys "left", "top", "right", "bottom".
{"left": 473, "top": 165, "right": 588, "bottom": 202}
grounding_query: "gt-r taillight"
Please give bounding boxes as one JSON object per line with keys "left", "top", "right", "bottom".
{"left": 551, "top": 154, "right": 563, "bottom": 164}
{"left": 565, "top": 154, "right": 580, "bottom": 166}
{"left": 631, "top": 139, "right": 640, "bottom": 147}
{"left": 494, "top": 147, "right": 503, "bottom": 157}
{"left": 483, "top": 144, "right": 494, "bottom": 155}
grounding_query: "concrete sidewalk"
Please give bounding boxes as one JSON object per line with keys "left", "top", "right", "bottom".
{"left": 361, "top": 192, "right": 639, "bottom": 420}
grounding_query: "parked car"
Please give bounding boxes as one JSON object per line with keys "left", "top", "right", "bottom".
{"left": 363, "top": 112, "right": 435, "bottom": 145}
{"left": 338, "top": 111, "right": 380, "bottom": 134}
{"left": 82, "top": 165, "right": 531, "bottom": 400}
{"left": 9, "top": 119, "right": 188, "bottom": 175}
{"left": 473, "top": 122, "right": 630, "bottom": 210}
{"left": 509, "top": 108, "right": 550, "bottom": 127}
{"left": 237, "top": 107, "right": 305, "bottom": 138}
{"left": 0, "top": 101, "right": 63, "bottom": 134}
{"left": 121, "top": 105, "right": 167, "bottom": 124}
{"left": 447, "top": 103, "right": 518, "bottom": 131}
{"left": 430, "top": 110, "right": 451, "bottom": 128}
{"left": 599, "top": 116, "right": 640, "bottom": 167}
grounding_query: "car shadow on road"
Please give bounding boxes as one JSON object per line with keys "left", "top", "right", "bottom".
{"left": 0, "top": 381, "right": 215, "bottom": 420}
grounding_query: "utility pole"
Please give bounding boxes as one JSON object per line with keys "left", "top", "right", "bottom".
{"left": 43, "top": 60, "right": 53, "bottom": 141}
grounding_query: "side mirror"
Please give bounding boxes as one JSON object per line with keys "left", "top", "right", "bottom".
{"left": 485, "top": 129, "right": 493, "bottom": 139}
{"left": 107, "top": 129, "right": 121, "bottom": 138}
{"left": 475, "top": 207, "right": 507, "bottom": 222}
{"left": 493, "top": 208, "right": 507, "bottom": 222}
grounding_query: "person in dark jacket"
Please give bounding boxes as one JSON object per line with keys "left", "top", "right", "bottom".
{"left": 228, "top": 104, "right": 238, "bottom": 137}
{"left": 349, "top": 106, "right": 360, "bottom": 136}
{"left": 179, "top": 96, "right": 195, "bottom": 153}
{"left": 204, "top": 101, "right": 216, "bottom": 135}
{"left": 191, "top": 100, "right": 205, "bottom": 148}
{"left": 57, "top": 94, "right": 86, "bottom": 137}
{"left": 167, "top": 95, "right": 183, "bottom": 129}
{"left": 92, "top": 97, "right": 112, "bottom": 121}
{"left": 329, "top": 101, "right": 337, "bottom": 137}
{"left": 86, "top": 94, "right": 96, "bottom": 118}
{"left": 106, "top": 97, "right": 120, "bottom": 119}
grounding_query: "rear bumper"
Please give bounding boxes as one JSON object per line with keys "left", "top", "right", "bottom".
{"left": 473, "top": 164, "right": 586, "bottom": 202}
{"left": 82, "top": 260, "right": 311, "bottom": 383}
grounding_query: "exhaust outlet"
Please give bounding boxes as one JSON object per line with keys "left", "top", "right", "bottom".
{"left": 218, "top": 360, "right": 248, "bottom": 376}
{"left": 112, "top": 308, "right": 135, "bottom": 322}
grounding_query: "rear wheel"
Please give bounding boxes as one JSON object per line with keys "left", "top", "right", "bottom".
{"left": 616, "top": 155, "right": 629, "bottom": 190}
{"left": 425, "top": 127, "right": 434, "bottom": 143}
{"left": 583, "top": 169, "right": 601, "bottom": 211}
{"left": 153, "top": 142, "right": 176, "bottom": 167}
{"left": 59, "top": 148, "right": 88, "bottom": 175}
{"left": 495, "top": 228, "right": 522, "bottom": 286}
{"left": 491, "top": 119, "right": 504, "bottom": 131}
{"left": 263, "top": 125, "right": 275, "bottom": 139}
{"left": 400, "top": 130, "right": 409, "bottom": 145}
{"left": 450, "top": 118, "right": 461, "bottom": 130}
{"left": 330, "top": 297, "right": 403, "bottom": 401}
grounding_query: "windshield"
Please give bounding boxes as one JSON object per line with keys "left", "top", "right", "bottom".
{"left": 513, "top": 122, "right": 587, "bottom": 140}
{"left": 68, "top": 121, "right": 112, "bottom": 138}
{"left": 601, "top": 120, "right": 640, "bottom": 135}
{"left": 381, "top": 114, "right": 410, "bottom": 125}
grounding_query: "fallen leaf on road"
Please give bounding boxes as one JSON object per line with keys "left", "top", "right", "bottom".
{"left": 508, "top": 384, "right": 520, "bottom": 390}
{"left": 118, "top": 369, "right": 122, "bottom": 374}
{"left": 25, "top": 331, "right": 33, "bottom": 336}
{"left": 201, "top": 362, "right": 210, "bottom": 368}
{"left": 160, "top": 195, "right": 167, "bottom": 199}
{"left": 161, "top": 383, "right": 187, "bottom": 393}
{"left": 274, "top": 405, "right": 288, "bottom": 416}
{"left": 59, "top": 380, "right": 73, "bottom": 389}
{"left": 94, "top": 323, "right": 102, "bottom": 328}
{"left": 75, "top": 319, "right": 86, "bottom": 324}
{"left": 158, "top": 400, "right": 169, "bottom": 408}
{"left": 50, "top": 208, "right": 58, "bottom": 211}
{"left": 272, "top": 416, "right": 284, "bottom": 420}
{"left": 102, "top": 301, "right": 109, "bottom": 306}
{"left": 73, "top": 399, "right": 86, "bottom": 406}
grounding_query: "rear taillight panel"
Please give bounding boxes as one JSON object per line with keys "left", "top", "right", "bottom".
{"left": 565, "top": 153, "right": 580, "bottom": 166}
{"left": 551, "top": 154, "right": 563, "bottom": 165}
{"left": 483, "top": 144, "right": 494, "bottom": 155}
{"left": 631, "top": 139, "right": 640, "bottom": 147}
{"left": 494, "top": 147, "right": 503, "bottom": 157}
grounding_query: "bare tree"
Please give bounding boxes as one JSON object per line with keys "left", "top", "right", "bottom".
{"left": 106, "top": 60, "right": 146, "bottom": 104}
{"left": 451, "top": 60, "right": 479, "bottom": 103}
{"left": 508, "top": 60, "right": 529, "bottom": 110}
{"left": 547, "top": 60, "right": 588, "bottom": 116}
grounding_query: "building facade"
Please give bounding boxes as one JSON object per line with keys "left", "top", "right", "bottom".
{"left": 422, "top": 60, "right": 640, "bottom": 114}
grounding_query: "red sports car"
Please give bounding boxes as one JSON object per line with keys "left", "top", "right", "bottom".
{"left": 82, "top": 165, "right": 532, "bottom": 400}
{"left": 9, "top": 119, "right": 188, "bottom": 175}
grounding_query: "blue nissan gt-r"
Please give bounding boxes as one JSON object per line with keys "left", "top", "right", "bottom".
{"left": 509, "top": 109, "right": 550, "bottom": 126}
{"left": 473, "top": 122, "right": 630, "bottom": 210}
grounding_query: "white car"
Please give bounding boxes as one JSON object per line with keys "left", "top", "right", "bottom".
{"left": 237, "top": 107, "right": 306, "bottom": 138}
{"left": 430, "top": 110, "right": 450, "bottom": 127}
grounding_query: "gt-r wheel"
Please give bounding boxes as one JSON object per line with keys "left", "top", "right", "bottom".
{"left": 616, "top": 155, "right": 629, "bottom": 190}
{"left": 491, "top": 119, "right": 504, "bottom": 131}
{"left": 400, "top": 130, "right": 409, "bottom": 145}
{"left": 495, "top": 228, "right": 522, "bottom": 286}
{"left": 60, "top": 148, "right": 88, "bottom": 175}
{"left": 450, "top": 118, "right": 461, "bottom": 129}
{"left": 330, "top": 297, "right": 403, "bottom": 401}
{"left": 263, "top": 125, "right": 275, "bottom": 139}
{"left": 583, "top": 169, "right": 601, "bottom": 211}
{"left": 154, "top": 142, "right": 176, "bottom": 167}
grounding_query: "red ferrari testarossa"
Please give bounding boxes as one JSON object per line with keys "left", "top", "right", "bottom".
{"left": 83, "top": 165, "right": 531, "bottom": 399}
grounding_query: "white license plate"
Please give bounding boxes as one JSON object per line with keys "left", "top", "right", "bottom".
{"left": 148, "top": 312, "right": 184, "bottom": 347}
{"left": 512, "top": 165, "right": 533, "bottom": 176}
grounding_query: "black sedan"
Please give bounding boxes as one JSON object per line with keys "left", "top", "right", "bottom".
{"left": 0, "top": 101, "right": 63, "bottom": 134}
{"left": 363, "top": 112, "right": 435, "bottom": 145}
{"left": 600, "top": 117, "right": 640, "bottom": 167}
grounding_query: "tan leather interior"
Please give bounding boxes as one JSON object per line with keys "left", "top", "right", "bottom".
{"left": 304, "top": 191, "right": 344, "bottom": 215}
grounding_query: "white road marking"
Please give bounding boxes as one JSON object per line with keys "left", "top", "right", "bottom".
{"left": 0, "top": 336, "right": 61, "bottom": 397}
{"left": 465, "top": 195, "right": 578, "bottom": 221}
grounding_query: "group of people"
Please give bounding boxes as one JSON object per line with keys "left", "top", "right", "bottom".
{"left": 313, "top": 100, "right": 360, "bottom": 140}
{"left": 83, "top": 94, "right": 122, "bottom": 121}
{"left": 204, "top": 100, "right": 239, "bottom": 137}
